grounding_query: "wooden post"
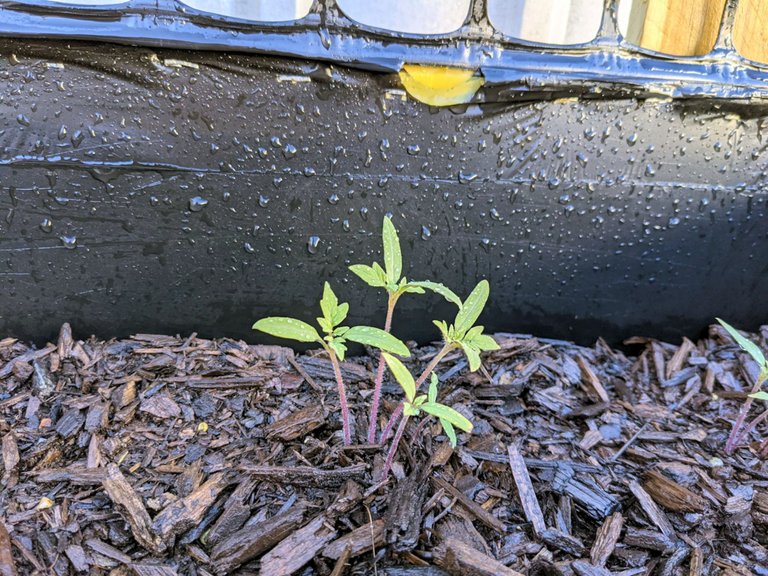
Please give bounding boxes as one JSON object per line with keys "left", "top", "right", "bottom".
{"left": 623, "top": 0, "right": 727, "bottom": 56}
{"left": 734, "top": 0, "right": 768, "bottom": 63}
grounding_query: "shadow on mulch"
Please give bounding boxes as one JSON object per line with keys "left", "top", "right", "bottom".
{"left": 1, "top": 323, "right": 767, "bottom": 576}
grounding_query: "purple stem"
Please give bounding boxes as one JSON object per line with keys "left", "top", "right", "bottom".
{"left": 725, "top": 374, "right": 766, "bottom": 454}
{"left": 367, "top": 295, "right": 396, "bottom": 444}
{"left": 329, "top": 351, "right": 352, "bottom": 446}
{"left": 380, "top": 415, "right": 409, "bottom": 480}
{"left": 380, "top": 343, "right": 453, "bottom": 442}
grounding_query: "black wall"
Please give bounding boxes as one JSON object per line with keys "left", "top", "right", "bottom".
{"left": 1, "top": 40, "right": 766, "bottom": 345}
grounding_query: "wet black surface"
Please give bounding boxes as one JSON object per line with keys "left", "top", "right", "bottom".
{"left": 1, "top": 0, "right": 768, "bottom": 100}
{"left": 0, "top": 39, "right": 766, "bottom": 345}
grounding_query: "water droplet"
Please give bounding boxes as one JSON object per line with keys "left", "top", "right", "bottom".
{"left": 668, "top": 217, "right": 680, "bottom": 227}
{"left": 283, "top": 144, "right": 297, "bottom": 159}
{"left": 71, "top": 130, "right": 84, "bottom": 148}
{"left": 307, "top": 235, "right": 320, "bottom": 254}
{"left": 342, "top": 219, "right": 350, "bottom": 232}
{"left": 243, "top": 242, "right": 255, "bottom": 254}
{"left": 189, "top": 196, "right": 208, "bottom": 212}
{"left": 458, "top": 171, "right": 478, "bottom": 184}
{"left": 39, "top": 218, "right": 53, "bottom": 233}
{"left": 60, "top": 235, "right": 77, "bottom": 249}
{"left": 627, "top": 133, "right": 638, "bottom": 146}
{"left": 407, "top": 144, "right": 420, "bottom": 156}
{"left": 16, "top": 114, "right": 30, "bottom": 127}
{"left": 489, "top": 208, "right": 501, "bottom": 221}
{"left": 149, "top": 196, "right": 159, "bottom": 207}
{"left": 328, "top": 193, "right": 339, "bottom": 205}
{"left": 645, "top": 164, "right": 656, "bottom": 177}
{"left": 421, "top": 226, "right": 432, "bottom": 240}
{"left": 258, "top": 195, "right": 269, "bottom": 208}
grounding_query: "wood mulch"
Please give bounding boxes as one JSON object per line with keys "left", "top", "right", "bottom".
{"left": 1, "top": 323, "right": 767, "bottom": 576}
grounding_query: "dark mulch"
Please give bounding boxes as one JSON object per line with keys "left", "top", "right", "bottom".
{"left": 1, "top": 323, "right": 768, "bottom": 576}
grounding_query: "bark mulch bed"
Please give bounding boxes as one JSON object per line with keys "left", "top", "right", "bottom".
{"left": 1, "top": 323, "right": 768, "bottom": 576}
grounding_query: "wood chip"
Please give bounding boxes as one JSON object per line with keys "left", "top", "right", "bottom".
{"left": 433, "top": 476, "right": 506, "bottom": 535}
{"left": 129, "top": 563, "right": 178, "bottom": 576}
{"left": 0, "top": 520, "right": 16, "bottom": 576}
{"left": 577, "top": 356, "right": 610, "bottom": 403}
{"left": 590, "top": 512, "right": 623, "bottom": 567}
{"left": 628, "top": 480, "right": 676, "bottom": 537}
{"left": 435, "top": 537, "right": 525, "bottom": 576}
{"left": 102, "top": 464, "right": 166, "bottom": 554}
{"left": 259, "top": 514, "right": 337, "bottom": 575}
{"left": 64, "top": 544, "right": 89, "bottom": 573}
{"left": 264, "top": 404, "right": 326, "bottom": 442}
{"left": 151, "top": 472, "right": 228, "bottom": 541}
{"left": 139, "top": 394, "right": 181, "bottom": 419}
{"left": 85, "top": 538, "right": 132, "bottom": 565}
{"left": 210, "top": 502, "right": 307, "bottom": 574}
{"left": 323, "top": 519, "right": 385, "bottom": 560}
{"left": 507, "top": 443, "right": 545, "bottom": 536}
{"left": 240, "top": 463, "right": 366, "bottom": 488}
{"left": 642, "top": 469, "right": 707, "bottom": 513}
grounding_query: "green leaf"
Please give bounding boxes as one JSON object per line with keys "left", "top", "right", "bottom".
{"left": 421, "top": 402, "right": 473, "bottom": 433}
{"left": 463, "top": 325, "right": 484, "bottom": 342}
{"left": 253, "top": 317, "right": 321, "bottom": 343}
{"left": 328, "top": 339, "right": 347, "bottom": 361}
{"left": 407, "top": 281, "right": 462, "bottom": 307}
{"left": 404, "top": 403, "right": 420, "bottom": 417}
{"left": 333, "top": 326, "right": 349, "bottom": 337}
{"left": 349, "top": 264, "right": 386, "bottom": 288}
{"left": 433, "top": 320, "right": 450, "bottom": 341}
{"left": 454, "top": 280, "right": 490, "bottom": 336}
{"left": 750, "top": 390, "right": 768, "bottom": 401}
{"left": 470, "top": 333, "right": 500, "bottom": 352}
{"left": 717, "top": 318, "right": 767, "bottom": 368}
{"left": 459, "top": 342, "right": 482, "bottom": 372}
{"left": 428, "top": 373, "right": 438, "bottom": 404}
{"left": 382, "top": 216, "right": 402, "bottom": 286}
{"left": 383, "top": 353, "right": 415, "bottom": 402}
{"left": 372, "top": 262, "right": 388, "bottom": 284}
{"left": 320, "top": 282, "right": 339, "bottom": 326}
{"left": 332, "top": 302, "right": 349, "bottom": 326}
{"left": 441, "top": 419, "right": 457, "bottom": 447}
{"left": 317, "top": 317, "right": 333, "bottom": 334}
{"left": 345, "top": 326, "right": 410, "bottom": 357}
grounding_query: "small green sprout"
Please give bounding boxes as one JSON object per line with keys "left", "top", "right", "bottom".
{"left": 378, "top": 279, "right": 499, "bottom": 465}
{"left": 381, "top": 353, "right": 472, "bottom": 478}
{"left": 349, "top": 216, "right": 462, "bottom": 443}
{"left": 253, "top": 282, "right": 409, "bottom": 445}
{"left": 252, "top": 215, "right": 498, "bottom": 477}
{"left": 433, "top": 279, "right": 500, "bottom": 371}
{"left": 716, "top": 318, "right": 768, "bottom": 454}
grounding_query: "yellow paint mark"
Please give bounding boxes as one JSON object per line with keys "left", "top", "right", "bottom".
{"left": 399, "top": 65, "right": 484, "bottom": 107}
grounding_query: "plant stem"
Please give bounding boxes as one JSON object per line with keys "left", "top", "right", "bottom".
{"left": 381, "top": 414, "right": 409, "bottom": 480}
{"left": 328, "top": 349, "right": 352, "bottom": 446}
{"left": 725, "top": 373, "right": 766, "bottom": 454}
{"left": 367, "top": 293, "right": 397, "bottom": 444}
{"left": 380, "top": 343, "right": 454, "bottom": 442}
